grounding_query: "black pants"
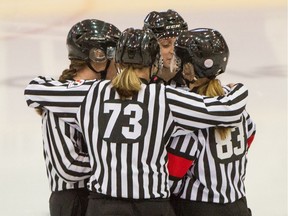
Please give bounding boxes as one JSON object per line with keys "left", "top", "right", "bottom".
{"left": 49, "top": 188, "right": 89, "bottom": 216}
{"left": 85, "top": 192, "right": 176, "bottom": 216}
{"left": 170, "top": 196, "right": 252, "bottom": 216}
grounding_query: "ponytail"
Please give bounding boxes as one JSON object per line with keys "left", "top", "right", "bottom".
{"left": 112, "top": 65, "right": 142, "bottom": 99}
{"left": 197, "top": 79, "right": 230, "bottom": 140}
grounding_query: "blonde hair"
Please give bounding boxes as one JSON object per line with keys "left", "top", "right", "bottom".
{"left": 112, "top": 65, "right": 143, "bottom": 99}
{"left": 197, "top": 79, "right": 230, "bottom": 140}
{"left": 35, "top": 59, "right": 87, "bottom": 116}
{"left": 35, "top": 108, "right": 44, "bottom": 116}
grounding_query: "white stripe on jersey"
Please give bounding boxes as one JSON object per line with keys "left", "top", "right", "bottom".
{"left": 205, "top": 134, "right": 220, "bottom": 203}
{"left": 131, "top": 143, "right": 140, "bottom": 198}
{"left": 121, "top": 145, "right": 128, "bottom": 198}
{"left": 110, "top": 143, "right": 118, "bottom": 198}
{"left": 220, "top": 164, "right": 229, "bottom": 203}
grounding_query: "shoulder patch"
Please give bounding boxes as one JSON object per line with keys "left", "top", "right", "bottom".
{"left": 68, "top": 80, "right": 85, "bottom": 88}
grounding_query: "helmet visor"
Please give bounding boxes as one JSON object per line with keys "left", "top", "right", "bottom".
{"left": 89, "top": 48, "right": 106, "bottom": 62}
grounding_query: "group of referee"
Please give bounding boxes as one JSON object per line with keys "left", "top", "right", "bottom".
{"left": 24, "top": 9, "right": 256, "bottom": 216}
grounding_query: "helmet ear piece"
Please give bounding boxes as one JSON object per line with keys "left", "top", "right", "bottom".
{"left": 204, "top": 59, "right": 214, "bottom": 68}
{"left": 89, "top": 48, "right": 106, "bottom": 62}
{"left": 106, "top": 47, "right": 116, "bottom": 60}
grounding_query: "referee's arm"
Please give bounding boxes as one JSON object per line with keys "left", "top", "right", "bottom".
{"left": 43, "top": 113, "right": 91, "bottom": 183}
{"left": 165, "top": 83, "right": 248, "bottom": 131}
{"left": 243, "top": 110, "right": 256, "bottom": 149}
{"left": 167, "top": 133, "right": 198, "bottom": 195}
{"left": 24, "top": 76, "right": 94, "bottom": 118}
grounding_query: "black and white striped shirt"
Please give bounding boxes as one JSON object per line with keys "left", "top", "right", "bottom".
{"left": 27, "top": 77, "right": 92, "bottom": 191}
{"left": 25, "top": 76, "right": 248, "bottom": 199}
{"left": 41, "top": 110, "right": 91, "bottom": 191}
{"left": 168, "top": 110, "right": 256, "bottom": 203}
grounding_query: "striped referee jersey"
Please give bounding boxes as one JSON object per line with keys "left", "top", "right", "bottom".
{"left": 28, "top": 77, "right": 92, "bottom": 191}
{"left": 41, "top": 110, "right": 91, "bottom": 191}
{"left": 168, "top": 110, "right": 256, "bottom": 203}
{"left": 25, "top": 76, "right": 248, "bottom": 199}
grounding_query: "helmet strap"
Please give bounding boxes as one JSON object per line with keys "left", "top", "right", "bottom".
{"left": 149, "top": 65, "right": 153, "bottom": 81}
{"left": 86, "top": 60, "right": 110, "bottom": 79}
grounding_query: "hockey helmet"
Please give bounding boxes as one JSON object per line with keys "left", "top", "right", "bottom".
{"left": 115, "top": 28, "right": 159, "bottom": 66}
{"left": 67, "top": 19, "right": 121, "bottom": 61}
{"left": 143, "top": 9, "right": 188, "bottom": 39}
{"left": 174, "top": 28, "right": 229, "bottom": 78}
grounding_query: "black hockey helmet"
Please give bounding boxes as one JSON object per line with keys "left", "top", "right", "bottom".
{"left": 174, "top": 28, "right": 229, "bottom": 78}
{"left": 115, "top": 28, "right": 159, "bottom": 67}
{"left": 143, "top": 9, "right": 188, "bottom": 39}
{"left": 67, "top": 19, "right": 121, "bottom": 61}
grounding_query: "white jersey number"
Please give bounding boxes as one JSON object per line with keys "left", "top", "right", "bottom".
{"left": 103, "top": 103, "right": 142, "bottom": 139}
{"left": 215, "top": 125, "right": 246, "bottom": 161}
{"left": 100, "top": 100, "right": 148, "bottom": 143}
{"left": 122, "top": 104, "right": 142, "bottom": 139}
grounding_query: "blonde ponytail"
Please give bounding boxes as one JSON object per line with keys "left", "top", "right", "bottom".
{"left": 197, "top": 79, "right": 230, "bottom": 140}
{"left": 112, "top": 66, "right": 142, "bottom": 99}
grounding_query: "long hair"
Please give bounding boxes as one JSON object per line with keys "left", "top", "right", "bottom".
{"left": 197, "top": 79, "right": 231, "bottom": 140}
{"left": 112, "top": 65, "right": 143, "bottom": 99}
{"left": 35, "top": 59, "right": 87, "bottom": 116}
{"left": 59, "top": 59, "right": 87, "bottom": 82}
